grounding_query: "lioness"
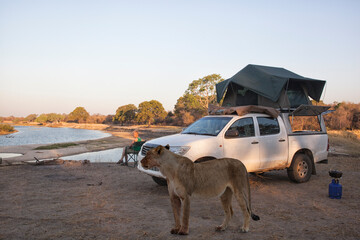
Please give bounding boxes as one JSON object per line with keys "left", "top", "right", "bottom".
{"left": 141, "top": 145, "right": 260, "bottom": 235}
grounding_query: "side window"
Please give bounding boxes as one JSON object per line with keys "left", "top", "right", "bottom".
{"left": 257, "top": 117, "right": 280, "bottom": 136}
{"left": 226, "top": 118, "right": 255, "bottom": 138}
{"left": 288, "top": 115, "right": 321, "bottom": 132}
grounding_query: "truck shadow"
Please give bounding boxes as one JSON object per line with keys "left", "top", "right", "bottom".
{"left": 249, "top": 170, "right": 290, "bottom": 184}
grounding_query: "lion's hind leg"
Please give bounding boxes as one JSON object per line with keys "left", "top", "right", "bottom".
{"left": 216, "top": 187, "right": 233, "bottom": 231}
{"left": 234, "top": 189, "right": 251, "bottom": 233}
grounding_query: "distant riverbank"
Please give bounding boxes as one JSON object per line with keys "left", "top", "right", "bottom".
{"left": 0, "top": 126, "right": 111, "bottom": 147}
{"left": 0, "top": 123, "right": 182, "bottom": 164}
{"left": 11, "top": 122, "right": 182, "bottom": 140}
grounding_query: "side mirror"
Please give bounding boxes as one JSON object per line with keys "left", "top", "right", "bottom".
{"left": 225, "top": 129, "right": 239, "bottom": 138}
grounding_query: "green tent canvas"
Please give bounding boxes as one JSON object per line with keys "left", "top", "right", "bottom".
{"left": 216, "top": 64, "right": 326, "bottom": 109}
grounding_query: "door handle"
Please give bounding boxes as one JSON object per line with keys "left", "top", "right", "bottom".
{"left": 279, "top": 139, "right": 286, "bottom": 142}
{"left": 251, "top": 141, "right": 259, "bottom": 144}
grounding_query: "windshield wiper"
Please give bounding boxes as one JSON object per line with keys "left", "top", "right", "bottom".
{"left": 182, "top": 132, "right": 215, "bottom": 136}
{"left": 200, "top": 133, "right": 216, "bottom": 136}
{"left": 182, "top": 132, "right": 198, "bottom": 135}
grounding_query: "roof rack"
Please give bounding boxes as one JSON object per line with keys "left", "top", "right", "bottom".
{"left": 208, "top": 105, "right": 279, "bottom": 118}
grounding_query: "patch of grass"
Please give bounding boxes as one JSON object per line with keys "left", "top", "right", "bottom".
{"left": 34, "top": 143, "right": 78, "bottom": 150}
{"left": 328, "top": 130, "right": 360, "bottom": 156}
{"left": 0, "top": 123, "right": 15, "bottom": 134}
{"left": 328, "top": 130, "right": 360, "bottom": 141}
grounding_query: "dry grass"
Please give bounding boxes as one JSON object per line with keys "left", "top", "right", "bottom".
{"left": 328, "top": 130, "right": 360, "bottom": 140}
{"left": 34, "top": 143, "right": 78, "bottom": 150}
{"left": 328, "top": 130, "right": 360, "bottom": 156}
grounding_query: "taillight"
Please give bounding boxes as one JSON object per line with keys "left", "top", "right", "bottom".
{"left": 327, "top": 138, "right": 330, "bottom": 152}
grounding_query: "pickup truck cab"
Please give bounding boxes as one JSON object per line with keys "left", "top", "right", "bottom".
{"left": 137, "top": 106, "right": 329, "bottom": 185}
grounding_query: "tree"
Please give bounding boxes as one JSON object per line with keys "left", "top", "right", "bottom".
{"left": 173, "top": 74, "right": 223, "bottom": 126}
{"left": 113, "top": 104, "right": 137, "bottom": 125}
{"left": 185, "top": 74, "right": 224, "bottom": 110}
{"left": 67, "top": 107, "right": 90, "bottom": 123}
{"left": 89, "top": 114, "right": 107, "bottom": 124}
{"left": 35, "top": 114, "right": 48, "bottom": 123}
{"left": 174, "top": 93, "right": 207, "bottom": 125}
{"left": 47, "top": 113, "right": 64, "bottom": 123}
{"left": 322, "top": 101, "right": 360, "bottom": 130}
{"left": 104, "top": 115, "right": 114, "bottom": 124}
{"left": 35, "top": 113, "right": 64, "bottom": 123}
{"left": 25, "top": 114, "right": 38, "bottom": 122}
{"left": 136, "top": 100, "right": 167, "bottom": 126}
{"left": 164, "top": 111, "right": 176, "bottom": 125}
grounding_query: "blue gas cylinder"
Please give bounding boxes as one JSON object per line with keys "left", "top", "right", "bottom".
{"left": 329, "top": 179, "right": 342, "bottom": 199}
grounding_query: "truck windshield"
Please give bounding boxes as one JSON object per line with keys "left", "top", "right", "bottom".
{"left": 182, "top": 117, "right": 232, "bottom": 136}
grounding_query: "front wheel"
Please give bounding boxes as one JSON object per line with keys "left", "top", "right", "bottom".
{"left": 287, "top": 154, "right": 312, "bottom": 183}
{"left": 152, "top": 176, "right": 167, "bottom": 186}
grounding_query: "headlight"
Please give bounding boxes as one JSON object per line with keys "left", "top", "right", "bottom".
{"left": 170, "top": 146, "right": 191, "bottom": 155}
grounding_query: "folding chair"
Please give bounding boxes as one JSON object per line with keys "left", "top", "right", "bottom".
{"left": 125, "top": 141, "right": 146, "bottom": 167}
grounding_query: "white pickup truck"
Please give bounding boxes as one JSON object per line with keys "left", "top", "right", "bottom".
{"left": 137, "top": 105, "right": 329, "bottom": 185}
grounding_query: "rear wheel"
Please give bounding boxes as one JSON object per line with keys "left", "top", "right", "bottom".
{"left": 287, "top": 154, "right": 312, "bottom": 183}
{"left": 152, "top": 176, "right": 167, "bottom": 186}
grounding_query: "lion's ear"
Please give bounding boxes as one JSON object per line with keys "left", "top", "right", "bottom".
{"left": 156, "top": 145, "right": 164, "bottom": 155}
{"left": 165, "top": 144, "right": 170, "bottom": 150}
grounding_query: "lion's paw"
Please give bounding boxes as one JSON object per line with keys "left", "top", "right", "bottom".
{"left": 178, "top": 231, "right": 189, "bottom": 235}
{"left": 178, "top": 227, "right": 189, "bottom": 235}
{"left": 170, "top": 228, "right": 180, "bottom": 234}
{"left": 215, "top": 225, "right": 226, "bottom": 232}
{"left": 240, "top": 227, "right": 249, "bottom": 233}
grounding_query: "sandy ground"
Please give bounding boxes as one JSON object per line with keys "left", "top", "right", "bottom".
{"left": 0, "top": 126, "right": 359, "bottom": 239}
{"left": 0, "top": 155, "right": 359, "bottom": 240}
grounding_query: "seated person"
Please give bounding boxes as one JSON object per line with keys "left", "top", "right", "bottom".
{"left": 117, "top": 130, "right": 142, "bottom": 165}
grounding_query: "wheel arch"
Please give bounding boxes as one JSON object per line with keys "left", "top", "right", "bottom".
{"left": 291, "top": 149, "right": 316, "bottom": 175}
{"left": 194, "top": 156, "right": 216, "bottom": 163}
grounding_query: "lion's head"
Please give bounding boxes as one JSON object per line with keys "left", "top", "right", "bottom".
{"left": 141, "top": 144, "right": 170, "bottom": 169}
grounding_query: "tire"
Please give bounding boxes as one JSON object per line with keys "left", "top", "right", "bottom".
{"left": 250, "top": 172, "right": 265, "bottom": 176}
{"left": 152, "top": 176, "right": 167, "bottom": 186}
{"left": 287, "top": 154, "right": 313, "bottom": 183}
{"left": 195, "top": 157, "right": 216, "bottom": 163}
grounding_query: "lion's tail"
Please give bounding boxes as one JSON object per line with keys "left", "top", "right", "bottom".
{"left": 251, "top": 213, "right": 260, "bottom": 221}
{"left": 245, "top": 172, "right": 260, "bottom": 221}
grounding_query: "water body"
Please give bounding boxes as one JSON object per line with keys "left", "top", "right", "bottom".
{"left": 62, "top": 148, "right": 129, "bottom": 163}
{"left": 0, "top": 126, "right": 111, "bottom": 146}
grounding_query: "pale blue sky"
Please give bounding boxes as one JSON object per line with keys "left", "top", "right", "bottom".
{"left": 1, "top": 0, "right": 359, "bottom": 117}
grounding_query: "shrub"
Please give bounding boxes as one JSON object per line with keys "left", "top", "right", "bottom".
{"left": 0, "top": 124, "right": 15, "bottom": 133}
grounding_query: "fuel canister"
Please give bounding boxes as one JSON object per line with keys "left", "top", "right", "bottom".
{"left": 329, "top": 179, "right": 342, "bottom": 199}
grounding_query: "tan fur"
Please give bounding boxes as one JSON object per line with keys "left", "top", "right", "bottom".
{"left": 141, "top": 145, "right": 259, "bottom": 235}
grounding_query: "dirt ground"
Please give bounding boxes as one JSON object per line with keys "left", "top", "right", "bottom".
{"left": 1, "top": 126, "right": 359, "bottom": 239}
{"left": 0, "top": 154, "right": 359, "bottom": 240}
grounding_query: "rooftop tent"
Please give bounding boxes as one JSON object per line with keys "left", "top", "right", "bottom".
{"left": 216, "top": 64, "right": 326, "bottom": 109}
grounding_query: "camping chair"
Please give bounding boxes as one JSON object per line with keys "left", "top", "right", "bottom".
{"left": 125, "top": 141, "right": 146, "bottom": 167}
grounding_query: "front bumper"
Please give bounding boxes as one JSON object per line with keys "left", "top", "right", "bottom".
{"left": 137, "top": 154, "right": 166, "bottom": 179}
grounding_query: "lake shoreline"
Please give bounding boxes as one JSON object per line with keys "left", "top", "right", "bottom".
{"left": 0, "top": 136, "right": 132, "bottom": 164}
{"left": 0, "top": 130, "right": 18, "bottom": 136}
{"left": 0, "top": 123, "right": 181, "bottom": 165}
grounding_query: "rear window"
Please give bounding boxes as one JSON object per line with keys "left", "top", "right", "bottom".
{"left": 257, "top": 117, "right": 280, "bottom": 135}
{"left": 289, "top": 116, "right": 321, "bottom": 132}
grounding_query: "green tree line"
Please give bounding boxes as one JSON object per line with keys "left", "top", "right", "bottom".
{"left": 0, "top": 74, "right": 359, "bottom": 129}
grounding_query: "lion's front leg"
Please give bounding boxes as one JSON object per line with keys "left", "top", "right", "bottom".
{"left": 169, "top": 193, "right": 181, "bottom": 234}
{"left": 178, "top": 195, "right": 190, "bottom": 235}
{"left": 216, "top": 187, "right": 233, "bottom": 231}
